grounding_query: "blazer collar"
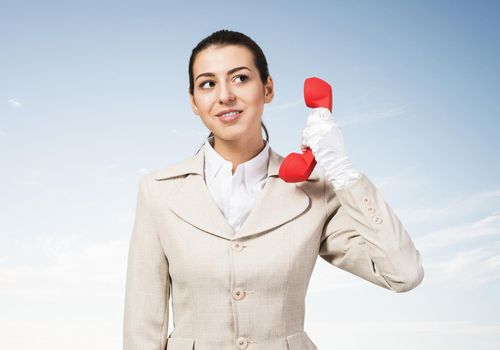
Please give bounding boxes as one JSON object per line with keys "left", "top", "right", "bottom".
{"left": 204, "top": 137, "right": 270, "bottom": 190}
{"left": 152, "top": 143, "right": 320, "bottom": 241}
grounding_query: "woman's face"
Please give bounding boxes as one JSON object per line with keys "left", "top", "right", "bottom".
{"left": 189, "top": 45, "right": 274, "bottom": 143}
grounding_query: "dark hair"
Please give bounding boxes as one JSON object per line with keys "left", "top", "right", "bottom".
{"left": 190, "top": 29, "right": 270, "bottom": 154}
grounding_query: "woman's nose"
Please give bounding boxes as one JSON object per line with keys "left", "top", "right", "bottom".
{"left": 218, "top": 83, "right": 236, "bottom": 104}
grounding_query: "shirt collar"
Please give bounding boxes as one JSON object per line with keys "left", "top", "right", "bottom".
{"left": 203, "top": 137, "right": 270, "bottom": 188}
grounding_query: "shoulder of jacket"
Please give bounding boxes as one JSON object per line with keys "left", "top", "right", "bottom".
{"left": 135, "top": 158, "right": 193, "bottom": 199}
{"left": 144, "top": 152, "right": 201, "bottom": 182}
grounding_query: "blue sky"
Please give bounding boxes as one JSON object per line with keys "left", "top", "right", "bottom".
{"left": 1, "top": 0, "right": 499, "bottom": 348}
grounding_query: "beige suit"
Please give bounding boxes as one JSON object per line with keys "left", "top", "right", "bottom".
{"left": 123, "top": 145, "right": 424, "bottom": 350}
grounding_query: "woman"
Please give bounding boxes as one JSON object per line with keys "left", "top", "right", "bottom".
{"left": 123, "top": 29, "right": 424, "bottom": 350}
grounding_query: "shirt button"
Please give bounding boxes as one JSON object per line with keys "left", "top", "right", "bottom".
{"left": 362, "top": 196, "right": 370, "bottom": 205}
{"left": 236, "top": 336, "right": 248, "bottom": 349}
{"left": 373, "top": 215, "right": 383, "bottom": 224}
{"left": 366, "top": 206, "right": 375, "bottom": 214}
{"left": 231, "top": 240, "right": 243, "bottom": 251}
{"left": 232, "top": 288, "right": 246, "bottom": 300}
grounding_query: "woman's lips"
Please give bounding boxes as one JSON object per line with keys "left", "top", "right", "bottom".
{"left": 218, "top": 110, "right": 242, "bottom": 123}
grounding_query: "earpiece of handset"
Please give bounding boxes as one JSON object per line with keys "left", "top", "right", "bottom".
{"left": 278, "top": 77, "right": 333, "bottom": 183}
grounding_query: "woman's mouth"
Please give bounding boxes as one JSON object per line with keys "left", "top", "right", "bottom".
{"left": 217, "top": 110, "right": 243, "bottom": 123}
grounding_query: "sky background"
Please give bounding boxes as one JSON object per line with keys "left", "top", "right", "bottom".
{"left": 1, "top": 0, "right": 499, "bottom": 348}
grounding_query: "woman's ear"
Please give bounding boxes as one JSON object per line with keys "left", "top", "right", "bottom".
{"left": 264, "top": 75, "right": 274, "bottom": 103}
{"left": 189, "top": 91, "right": 200, "bottom": 115}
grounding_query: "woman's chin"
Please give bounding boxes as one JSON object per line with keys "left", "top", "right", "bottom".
{"left": 212, "top": 129, "right": 248, "bottom": 142}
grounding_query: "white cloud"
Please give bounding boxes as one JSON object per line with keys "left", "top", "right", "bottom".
{"left": 308, "top": 320, "right": 500, "bottom": 350}
{"left": 0, "top": 236, "right": 130, "bottom": 349}
{"left": 416, "top": 213, "right": 500, "bottom": 250}
{"left": 0, "top": 237, "right": 129, "bottom": 300}
{"left": 369, "top": 165, "right": 429, "bottom": 205}
{"left": 396, "top": 185, "right": 500, "bottom": 227}
{"left": 308, "top": 257, "right": 369, "bottom": 293}
{"left": 309, "top": 319, "right": 500, "bottom": 335}
{"left": 340, "top": 104, "right": 409, "bottom": 127}
{"left": 423, "top": 242, "right": 500, "bottom": 289}
{"left": 264, "top": 99, "right": 302, "bottom": 113}
{"left": 171, "top": 127, "right": 208, "bottom": 137}
{"left": 8, "top": 98, "right": 23, "bottom": 109}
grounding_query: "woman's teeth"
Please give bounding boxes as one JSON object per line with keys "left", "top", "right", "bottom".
{"left": 221, "top": 111, "right": 240, "bottom": 117}
{"left": 218, "top": 110, "right": 242, "bottom": 123}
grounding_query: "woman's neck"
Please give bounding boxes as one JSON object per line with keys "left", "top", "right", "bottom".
{"left": 211, "top": 136, "right": 266, "bottom": 175}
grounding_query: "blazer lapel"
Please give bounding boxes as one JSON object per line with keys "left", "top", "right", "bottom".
{"left": 152, "top": 143, "right": 320, "bottom": 240}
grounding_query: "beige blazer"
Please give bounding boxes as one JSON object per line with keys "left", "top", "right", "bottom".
{"left": 123, "top": 144, "right": 424, "bottom": 350}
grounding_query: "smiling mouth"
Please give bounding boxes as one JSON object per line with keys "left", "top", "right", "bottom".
{"left": 217, "top": 110, "right": 243, "bottom": 118}
{"left": 218, "top": 110, "right": 243, "bottom": 122}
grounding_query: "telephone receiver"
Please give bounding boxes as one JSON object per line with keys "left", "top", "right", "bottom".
{"left": 278, "top": 77, "right": 333, "bottom": 183}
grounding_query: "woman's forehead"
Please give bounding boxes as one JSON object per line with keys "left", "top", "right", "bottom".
{"left": 194, "top": 45, "right": 254, "bottom": 74}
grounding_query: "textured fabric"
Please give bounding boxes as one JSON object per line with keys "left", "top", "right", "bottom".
{"left": 203, "top": 137, "right": 269, "bottom": 232}
{"left": 123, "top": 144, "right": 424, "bottom": 350}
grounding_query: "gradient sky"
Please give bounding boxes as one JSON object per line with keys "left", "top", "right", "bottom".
{"left": 1, "top": 0, "right": 499, "bottom": 349}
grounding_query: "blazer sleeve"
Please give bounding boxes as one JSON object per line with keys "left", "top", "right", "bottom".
{"left": 318, "top": 172, "right": 424, "bottom": 293}
{"left": 123, "top": 176, "right": 170, "bottom": 349}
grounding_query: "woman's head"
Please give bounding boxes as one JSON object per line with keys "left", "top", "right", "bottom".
{"left": 188, "top": 29, "right": 273, "bottom": 150}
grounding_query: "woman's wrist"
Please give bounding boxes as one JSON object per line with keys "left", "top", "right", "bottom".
{"left": 319, "top": 155, "right": 362, "bottom": 189}
{"left": 329, "top": 168, "right": 362, "bottom": 190}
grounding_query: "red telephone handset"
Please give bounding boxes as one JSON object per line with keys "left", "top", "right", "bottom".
{"left": 278, "top": 77, "right": 333, "bottom": 183}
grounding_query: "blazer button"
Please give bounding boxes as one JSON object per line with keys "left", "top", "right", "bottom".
{"left": 236, "top": 336, "right": 248, "bottom": 349}
{"left": 373, "top": 215, "right": 383, "bottom": 224}
{"left": 231, "top": 240, "right": 243, "bottom": 251}
{"left": 362, "top": 196, "right": 370, "bottom": 205}
{"left": 232, "top": 288, "right": 246, "bottom": 300}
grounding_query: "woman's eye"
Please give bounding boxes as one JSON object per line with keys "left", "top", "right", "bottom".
{"left": 234, "top": 74, "right": 249, "bottom": 83}
{"left": 199, "top": 80, "right": 215, "bottom": 89}
{"left": 198, "top": 74, "right": 248, "bottom": 89}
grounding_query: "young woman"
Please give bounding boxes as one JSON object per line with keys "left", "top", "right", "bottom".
{"left": 123, "top": 29, "right": 424, "bottom": 350}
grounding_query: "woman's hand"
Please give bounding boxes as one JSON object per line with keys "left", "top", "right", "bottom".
{"left": 301, "top": 107, "right": 362, "bottom": 189}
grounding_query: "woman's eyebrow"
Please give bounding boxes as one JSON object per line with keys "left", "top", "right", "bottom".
{"left": 195, "top": 66, "right": 251, "bottom": 82}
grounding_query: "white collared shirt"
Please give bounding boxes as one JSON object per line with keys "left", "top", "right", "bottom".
{"left": 203, "top": 137, "right": 270, "bottom": 232}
